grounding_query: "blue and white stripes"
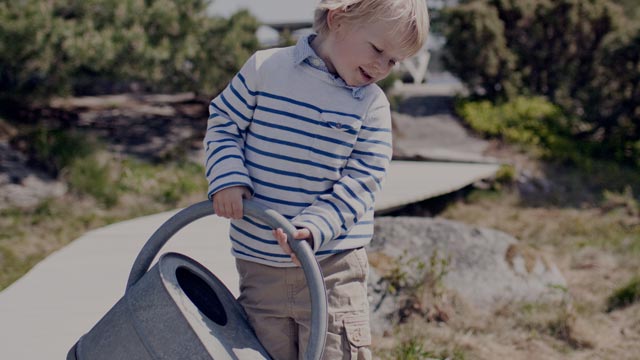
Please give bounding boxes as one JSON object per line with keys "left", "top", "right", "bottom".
{"left": 203, "top": 45, "right": 392, "bottom": 267}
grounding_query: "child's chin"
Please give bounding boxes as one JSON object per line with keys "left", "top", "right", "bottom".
{"left": 347, "top": 78, "right": 370, "bottom": 87}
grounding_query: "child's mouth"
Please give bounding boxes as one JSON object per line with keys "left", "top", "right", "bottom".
{"left": 359, "top": 67, "right": 373, "bottom": 82}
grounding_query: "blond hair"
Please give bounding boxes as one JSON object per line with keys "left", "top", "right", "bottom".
{"left": 313, "top": 0, "right": 430, "bottom": 58}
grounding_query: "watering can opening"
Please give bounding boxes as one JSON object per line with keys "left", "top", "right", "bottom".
{"left": 69, "top": 200, "right": 327, "bottom": 360}
{"left": 175, "top": 266, "right": 228, "bottom": 327}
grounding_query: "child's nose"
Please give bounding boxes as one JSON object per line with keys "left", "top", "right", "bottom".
{"left": 374, "top": 57, "right": 392, "bottom": 74}
{"left": 370, "top": 59, "right": 383, "bottom": 75}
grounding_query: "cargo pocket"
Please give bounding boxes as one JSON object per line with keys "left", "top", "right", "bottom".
{"left": 343, "top": 313, "right": 372, "bottom": 360}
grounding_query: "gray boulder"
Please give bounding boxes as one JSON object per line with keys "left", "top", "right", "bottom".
{"left": 367, "top": 216, "right": 567, "bottom": 333}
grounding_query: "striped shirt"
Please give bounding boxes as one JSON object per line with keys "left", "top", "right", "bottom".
{"left": 203, "top": 34, "right": 393, "bottom": 267}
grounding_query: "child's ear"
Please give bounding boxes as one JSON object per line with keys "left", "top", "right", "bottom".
{"left": 327, "top": 9, "right": 343, "bottom": 30}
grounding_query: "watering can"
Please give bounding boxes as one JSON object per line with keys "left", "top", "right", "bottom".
{"left": 67, "top": 200, "right": 328, "bottom": 360}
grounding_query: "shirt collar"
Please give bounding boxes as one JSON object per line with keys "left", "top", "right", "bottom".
{"left": 293, "top": 34, "right": 365, "bottom": 100}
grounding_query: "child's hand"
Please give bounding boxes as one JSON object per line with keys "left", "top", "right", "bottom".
{"left": 273, "top": 228, "right": 314, "bottom": 266}
{"left": 212, "top": 186, "right": 251, "bottom": 219}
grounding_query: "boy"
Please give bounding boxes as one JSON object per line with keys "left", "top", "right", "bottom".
{"left": 203, "top": 0, "right": 429, "bottom": 358}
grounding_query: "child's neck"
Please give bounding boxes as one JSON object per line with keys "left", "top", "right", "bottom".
{"left": 310, "top": 34, "right": 337, "bottom": 75}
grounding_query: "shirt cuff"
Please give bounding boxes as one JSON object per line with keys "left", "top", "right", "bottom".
{"left": 207, "top": 173, "right": 254, "bottom": 200}
{"left": 291, "top": 216, "right": 331, "bottom": 253}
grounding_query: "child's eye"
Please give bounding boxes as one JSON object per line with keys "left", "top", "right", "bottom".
{"left": 371, "top": 44, "right": 382, "bottom": 53}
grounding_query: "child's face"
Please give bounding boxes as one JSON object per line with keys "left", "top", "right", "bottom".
{"left": 325, "top": 19, "right": 407, "bottom": 87}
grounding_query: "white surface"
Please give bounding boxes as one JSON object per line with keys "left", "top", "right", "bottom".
{"left": 379, "top": 161, "right": 499, "bottom": 212}
{"left": 209, "top": 0, "right": 317, "bottom": 24}
{"left": 0, "top": 160, "right": 499, "bottom": 359}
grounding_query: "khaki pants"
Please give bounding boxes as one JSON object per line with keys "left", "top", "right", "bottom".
{"left": 236, "top": 248, "right": 372, "bottom": 360}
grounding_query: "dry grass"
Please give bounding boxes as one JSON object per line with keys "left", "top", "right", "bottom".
{"left": 371, "top": 146, "right": 640, "bottom": 359}
{"left": 0, "top": 151, "right": 207, "bottom": 290}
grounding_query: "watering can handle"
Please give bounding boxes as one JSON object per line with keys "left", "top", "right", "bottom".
{"left": 126, "top": 199, "right": 327, "bottom": 360}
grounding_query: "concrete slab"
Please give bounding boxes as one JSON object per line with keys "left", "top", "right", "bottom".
{"left": 0, "top": 160, "right": 499, "bottom": 359}
{"left": 379, "top": 161, "right": 500, "bottom": 213}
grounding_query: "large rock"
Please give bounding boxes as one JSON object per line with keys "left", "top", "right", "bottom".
{"left": 367, "top": 217, "right": 567, "bottom": 333}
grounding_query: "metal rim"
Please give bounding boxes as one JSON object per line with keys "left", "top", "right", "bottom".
{"left": 126, "top": 200, "right": 327, "bottom": 360}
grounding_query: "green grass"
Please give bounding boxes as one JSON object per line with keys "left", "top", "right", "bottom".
{"left": 29, "top": 127, "right": 97, "bottom": 174}
{"left": 65, "top": 149, "right": 207, "bottom": 207}
{"left": 607, "top": 277, "right": 640, "bottom": 312}
{"left": 379, "top": 337, "right": 466, "bottom": 360}
{"left": 0, "top": 150, "right": 207, "bottom": 291}
{"left": 67, "top": 156, "right": 118, "bottom": 207}
{"left": 0, "top": 245, "right": 42, "bottom": 291}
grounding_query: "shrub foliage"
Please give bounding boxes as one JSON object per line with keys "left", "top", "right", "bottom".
{"left": 0, "top": 0, "right": 258, "bottom": 102}
{"left": 442, "top": 0, "right": 639, "bottom": 165}
{"left": 456, "top": 97, "right": 585, "bottom": 163}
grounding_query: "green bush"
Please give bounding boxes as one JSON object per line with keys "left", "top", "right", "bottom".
{"left": 444, "top": 0, "right": 623, "bottom": 102}
{"left": 442, "top": 0, "right": 639, "bottom": 166}
{"left": 611, "top": 0, "right": 640, "bottom": 21}
{"left": 0, "top": 0, "right": 258, "bottom": 103}
{"left": 584, "top": 27, "right": 640, "bottom": 164}
{"left": 442, "top": 1, "right": 520, "bottom": 99}
{"left": 456, "top": 96, "right": 586, "bottom": 161}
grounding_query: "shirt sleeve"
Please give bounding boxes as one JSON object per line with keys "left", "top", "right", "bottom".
{"left": 203, "top": 54, "right": 258, "bottom": 199}
{"left": 291, "top": 103, "right": 393, "bottom": 251}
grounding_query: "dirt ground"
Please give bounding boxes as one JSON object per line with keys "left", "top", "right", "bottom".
{"left": 380, "top": 86, "right": 640, "bottom": 359}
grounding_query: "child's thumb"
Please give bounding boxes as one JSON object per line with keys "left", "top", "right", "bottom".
{"left": 294, "top": 228, "right": 311, "bottom": 239}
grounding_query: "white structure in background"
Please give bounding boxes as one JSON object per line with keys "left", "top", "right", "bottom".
{"left": 397, "top": 50, "right": 430, "bottom": 84}
{"left": 209, "top": 0, "right": 434, "bottom": 84}
{"left": 208, "top": 0, "right": 316, "bottom": 24}
{"left": 256, "top": 26, "right": 281, "bottom": 47}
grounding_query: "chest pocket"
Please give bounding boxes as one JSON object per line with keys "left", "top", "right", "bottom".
{"left": 309, "top": 112, "right": 361, "bottom": 169}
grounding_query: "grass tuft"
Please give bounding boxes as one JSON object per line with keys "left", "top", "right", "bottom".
{"left": 385, "top": 337, "right": 466, "bottom": 360}
{"left": 0, "top": 151, "right": 207, "bottom": 291}
{"left": 66, "top": 156, "right": 118, "bottom": 208}
{"left": 607, "top": 277, "right": 640, "bottom": 312}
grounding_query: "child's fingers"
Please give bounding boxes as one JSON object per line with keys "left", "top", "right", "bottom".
{"left": 222, "top": 202, "right": 232, "bottom": 218}
{"left": 212, "top": 186, "right": 247, "bottom": 219}
{"left": 212, "top": 200, "right": 219, "bottom": 216}
{"left": 294, "top": 228, "right": 311, "bottom": 240}
{"left": 230, "top": 200, "right": 243, "bottom": 219}
{"left": 274, "top": 228, "right": 293, "bottom": 255}
{"left": 214, "top": 199, "right": 226, "bottom": 218}
{"left": 273, "top": 228, "right": 303, "bottom": 266}
{"left": 290, "top": 253, "right": 301, "bottom": 267}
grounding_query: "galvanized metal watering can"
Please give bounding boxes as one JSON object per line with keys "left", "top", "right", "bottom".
{"left": 67, "top": 200, "right": 328, "bottom": 360}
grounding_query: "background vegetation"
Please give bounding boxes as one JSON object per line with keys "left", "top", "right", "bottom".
{"left": 0, "top": 0, "right": 258, "bottom": 104}
{"left": 441, "top": 0, "right": 640, "bottom": 167}
{"left": 0, "top": 0, "right": 258, "bottom": 290}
